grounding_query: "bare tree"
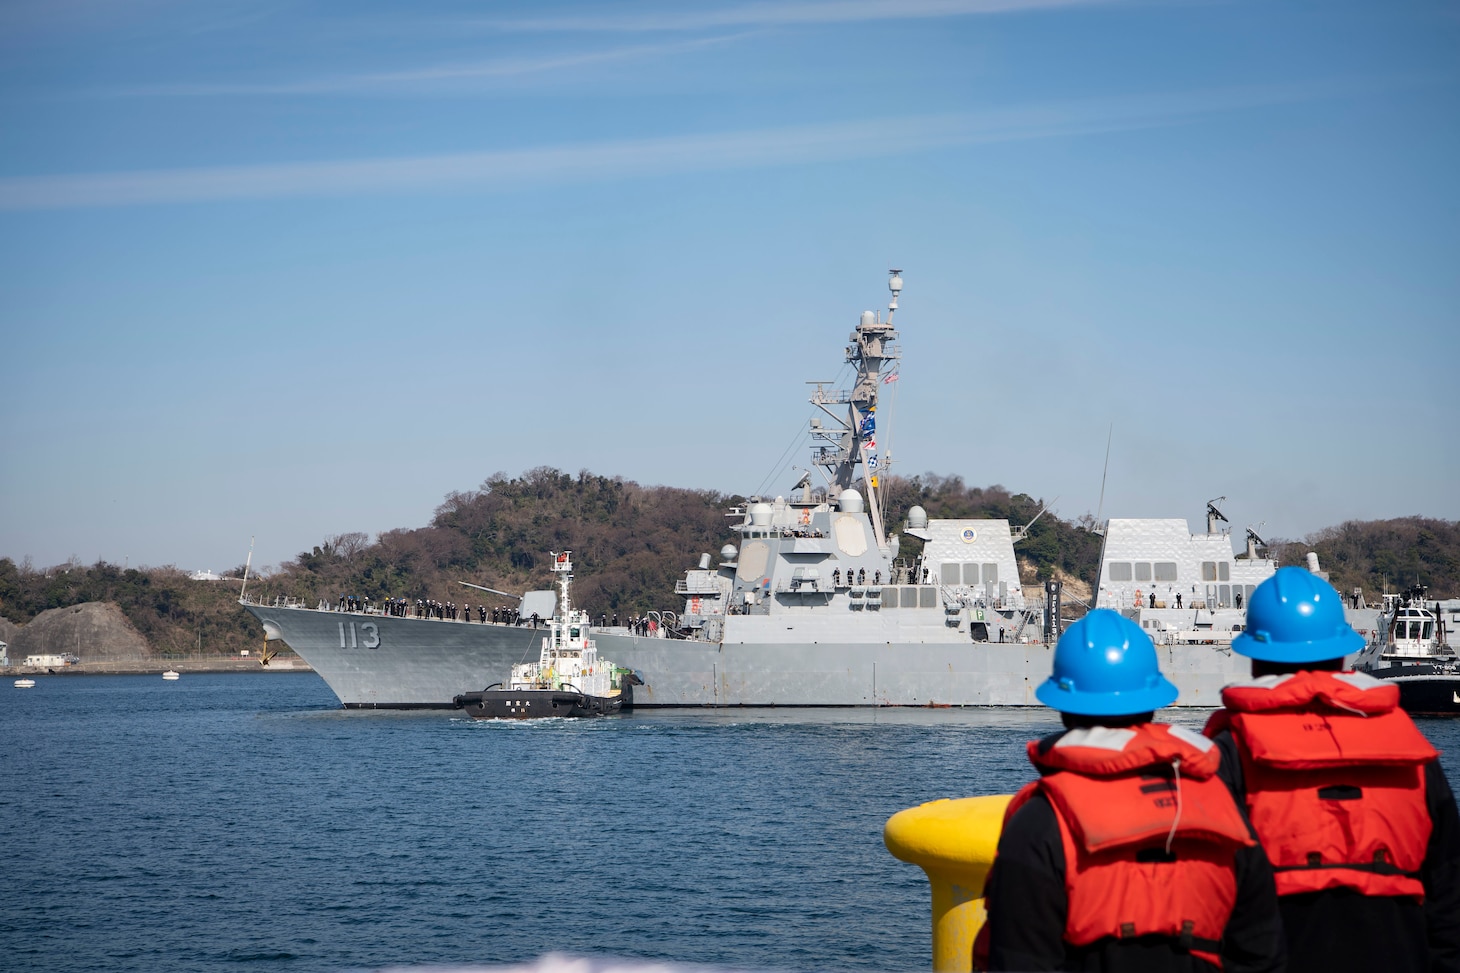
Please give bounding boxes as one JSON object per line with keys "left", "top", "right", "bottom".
{"left": 328, "top": 532, "right": 370, "bottom": 559}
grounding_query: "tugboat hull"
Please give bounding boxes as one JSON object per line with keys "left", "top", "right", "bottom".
{"left": 1370, "top": 668, "right": 1460, "bottom": 718}
{"left": 453, "top": 689, "right": 622, "bottom": 719}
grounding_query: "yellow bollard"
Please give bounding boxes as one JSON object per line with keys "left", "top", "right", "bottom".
{"left": 884, "top": 794, "right": 1013, "bottom": 972}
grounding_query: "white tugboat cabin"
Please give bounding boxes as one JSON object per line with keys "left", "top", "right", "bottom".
{"left": 453, "top": 552, "right": 628, "bottom": 718}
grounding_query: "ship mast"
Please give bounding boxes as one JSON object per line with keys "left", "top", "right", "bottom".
{"left": 546, "top": 551, "right": 575, "bottom": 659}
{"left": 809, "top": 270, "right": 902, "bottom": 548}
{"left": 552, "top": 551, "right": 573, "bottom": 619}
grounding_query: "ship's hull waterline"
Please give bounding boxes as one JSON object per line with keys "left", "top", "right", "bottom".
{"left": 243, "top": 603, "right": 1250, "bottom": 709}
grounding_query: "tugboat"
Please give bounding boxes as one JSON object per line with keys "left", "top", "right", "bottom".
{"left": 453, "top": 552, "right": 628, "bottom": 719}
{"left": 1354, "top": 585, "right": 1459, "bottom": 716}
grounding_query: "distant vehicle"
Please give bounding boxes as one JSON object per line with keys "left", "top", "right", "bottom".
{"left": 24, "top": 653, "right": 80, "bottom": 667}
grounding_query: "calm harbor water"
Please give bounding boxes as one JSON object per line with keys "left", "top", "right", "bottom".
{"left": 3, "top": 673, "right": 1458, "bottom": 973}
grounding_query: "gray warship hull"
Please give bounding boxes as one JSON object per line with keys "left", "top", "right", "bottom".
{"left": 592, "top": 630, "right": 1249, "bottom": 708}
{"left": 240, "top": 598, "right": 1250, "bottom": 708}
{"left": 241, "top": 602, "right": 546, "bottom": 708}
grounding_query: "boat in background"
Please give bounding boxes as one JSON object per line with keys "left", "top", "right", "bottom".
{"left": 454, "top": 552, "right": 628, "bottom": 719}
{"left": 1354, "top": 586, "right": 1460, "bottom": 716}
{"left": 14, "top": 678, "right": 35, "bottom": 689}
{"left": 163, "top": 670, "right": 180, "bottom": 681}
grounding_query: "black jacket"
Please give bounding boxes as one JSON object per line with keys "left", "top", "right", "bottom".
{"left": 1212, "top": 728, "right": 1460, "bottom": 973}
{"left": 982, "top": 731, "right": 1286, "bottom": 973}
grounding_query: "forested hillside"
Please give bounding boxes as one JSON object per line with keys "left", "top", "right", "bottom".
{"left": 249, "top": 468, "right": 1101, "bottom": 617}
{"left": 1272, "top": 517, "right": 1460, "bottom": 601}
{"left": 0, "top": 559, "right": 260, "bottom": 657}
{"left": 1, "top": 467, "right": 1455, "bottom": 657}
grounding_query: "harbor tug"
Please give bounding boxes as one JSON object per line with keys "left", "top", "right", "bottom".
{"left": 453, "top": 552, "right": 629, "bottom": 719}
{"left": 1355, "top": 584, "right": 1460, "bottom": 716}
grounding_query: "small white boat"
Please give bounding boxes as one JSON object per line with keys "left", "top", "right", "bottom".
{"left": 14, "top": 678, "right": 36, "bottom": 689}
{"left": 162, "top": 670, "right": 180, "bottom": 680}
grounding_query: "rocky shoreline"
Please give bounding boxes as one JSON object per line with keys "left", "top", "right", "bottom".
{"left": 5, "top": 657, "right": 312, "bottom": 676}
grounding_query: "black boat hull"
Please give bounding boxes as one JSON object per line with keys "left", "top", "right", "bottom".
{"left": 452, "top": 689, "right": 622, "bottom": 719}
{"left": 1365, "top": 664, "right": 1460, "bottom": 717}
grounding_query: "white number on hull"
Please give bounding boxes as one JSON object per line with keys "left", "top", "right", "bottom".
{"left": 338, "top": 621, "right": 381, "bottom": 649}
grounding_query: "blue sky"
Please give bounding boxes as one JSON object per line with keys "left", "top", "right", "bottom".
{"left": 1, "top": 0, "right": 1456, "bottom": 575}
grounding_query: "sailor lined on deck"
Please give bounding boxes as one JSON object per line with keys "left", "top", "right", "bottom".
{"left": 1205, "top": 567, "right": 1460, "bottom": 973}
{"left": 975, "top": 609, "right": 1284, "bottom": 973}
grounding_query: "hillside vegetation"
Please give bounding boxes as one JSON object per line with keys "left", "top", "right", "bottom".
{"left": 0, "top": 559, "right": 261, "bottom": 658}
{"left": 1270, "top": 517, "right": 1460, "bottom": 602}
{"left": 2, "top": 468, "right": 1455, "bottom": 657}
{"left": 248, "top": 468, "right": 1102, "bottom": 616}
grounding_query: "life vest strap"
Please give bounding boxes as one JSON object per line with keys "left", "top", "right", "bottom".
{"left": 1115, "top": 920, "right": 1222, "bottom": 956}
{"left": 1271, "top": 857, "right": 1421, "bottom": 879}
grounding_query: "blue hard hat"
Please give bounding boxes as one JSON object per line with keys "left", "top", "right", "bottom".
{"left": 1035, "top": 609, "right": 1179, "bottom": 716}
{"left": 1232, "top": 567, "right": 1364, "bottom": 664}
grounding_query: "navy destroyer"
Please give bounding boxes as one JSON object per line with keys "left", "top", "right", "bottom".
{"left": 242, "top": 271, "right": 1292, "bottom": 709}
{"left": 591, "top": 272, "right": 1271, "bottom": 707}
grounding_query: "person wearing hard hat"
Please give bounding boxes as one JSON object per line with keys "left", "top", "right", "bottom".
{"left": 1204, "top": 567, "right": 1460, "bottom": 973}
{"left": 976, "top": 609, "right": 1284, "bottom": 972}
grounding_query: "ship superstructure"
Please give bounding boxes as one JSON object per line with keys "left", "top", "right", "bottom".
{"left": 590, "top": 273, "right": 1251, "bottom": 707}
{"left": 1094, "top": 500, "right": 1278, "bottom": 646}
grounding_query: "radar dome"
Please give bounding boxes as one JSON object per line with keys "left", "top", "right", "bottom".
{"left": 721, "top": 544, "right": 739, "bottom": 562}
{"left": 749, "top": 502, "right": 773, "bottom": 526}
{"left": 838, "top": 489, "right": 865, "bottom": 513}
{"left": 907, "top": 505, "right": 928, "bottom": 530}
{"left": 860, "top": 310, "right": 876, "bottom": 326}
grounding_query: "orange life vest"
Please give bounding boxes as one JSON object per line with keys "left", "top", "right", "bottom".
{"left": 986, "top": 723, "right": 1255, "bottom": 970}
{"left": 1204, "top": 670, "right": 1437, "bottom": 900}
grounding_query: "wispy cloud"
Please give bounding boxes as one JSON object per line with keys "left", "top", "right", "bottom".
{"left": 478, "top": 0, "right": 1112, "bottom": 32}
{"left": 111, "top": 34, "right": 748, "bottom": 97}
{"left": 0, "top": 81, "right": 1362, "bottom": 211}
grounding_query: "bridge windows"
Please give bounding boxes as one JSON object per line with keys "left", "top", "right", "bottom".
{"left": 938, "top": 562, "right": 1000, "bottom": 585}
{"left": 886, "top": 586, "right": 951, "bottom": 609}
{"left": 1110, "top": 561, "right": 1179, "bottom": 585}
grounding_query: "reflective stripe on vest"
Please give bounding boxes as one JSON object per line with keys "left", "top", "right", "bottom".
{"left": 1208, "top": 670, "right": 1435, "bottom": 899}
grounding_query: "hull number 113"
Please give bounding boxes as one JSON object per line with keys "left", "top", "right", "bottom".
{"left": 338, "top": 621, "right": 381, "bottom": 649}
